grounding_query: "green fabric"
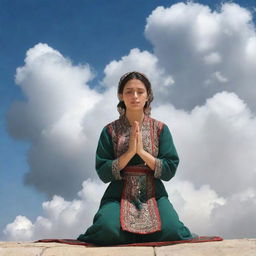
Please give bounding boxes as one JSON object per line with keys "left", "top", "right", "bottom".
{"left": 77, "top": 123, "right": 192, "bottom": 244}
{"left": 96, "top": 124, "right": 180, "bottom": 204}
{"left": 77, "top": 197, "right": 192, "bottom": 245}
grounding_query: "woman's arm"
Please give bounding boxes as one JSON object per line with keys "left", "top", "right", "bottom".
{"left": 153, "top": 124, "right": 179, "bottom": 181}
{"left": 95, "top": 127, "right": 121, "bottom": 183}
{"left": 136, "top": 122, "right": 179, "bottom": 181}
{"left": 96, "top": 125, "right": 136, "bottom": 183}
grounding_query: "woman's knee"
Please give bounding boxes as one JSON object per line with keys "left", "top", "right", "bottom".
{"left": 157, "top": 197, "right": 192, "bottom": 240}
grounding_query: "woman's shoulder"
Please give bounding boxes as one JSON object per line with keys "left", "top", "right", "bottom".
{"left": 103, "top": 118, "right": 123, "bottom": 135}
{"left": 148, "top": 116, "right": 166, "bottom": 128}
{"left": 148, "top": 117, "right": 175, "bottom": 141}
{"left": 105, "top": 117, "right": 123, "bottom": 127}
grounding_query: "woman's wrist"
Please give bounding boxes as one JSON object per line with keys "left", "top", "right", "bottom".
{"left": 118, "top": 150, "right": 135, "bottom": 170}
{"left": 137, "top": 150, "right": 156, "bottom": 171}
{"left": 137, "top": 148, "right": 145, "bottom": 156}
{"left": 127, "top": 148, "right": 136, "bottom": 157}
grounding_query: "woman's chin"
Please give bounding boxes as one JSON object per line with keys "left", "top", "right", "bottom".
{"left": 127, "top": 107, "right": 143, "bottom": 112}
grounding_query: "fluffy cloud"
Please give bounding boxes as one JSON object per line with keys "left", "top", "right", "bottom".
{"left": 153, "top": 92, "right": 256, "bottom": 197}
{"left": 6, "top": 44, "right": 173, "bottom": 199}
{"left": 4, "top": 1, "right": 256, "bottom": 241}
{"left": 102, "top": 48, "right": 175, "bottom": 104}
{"left": 6, "top": 43, "right": 104, "bottom": 198}
{"left": 152, "top": 92, "right": 256, "bottom": 238}
{"left": 5, "top": 174, "right": 254, "bottom": 241}
{"left": 210, "top": 188, "right": 256, "bottom": 239}
{"left": 145, "top": 2, "right": 256, "bottom": 111}
{"left": 4, "top": 90, "right": 256, "bottom": 240}
{"left": 3, "top": 177, "right": 225, "bottom": 241}
{"left": 3, "top": 216, "right": 34, "bottom": 241}
{"left": 3, "top": 179, "right": 107, "bottom": 241}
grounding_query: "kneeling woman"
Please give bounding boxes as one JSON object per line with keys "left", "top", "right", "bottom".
{"left": 77, "top": 71, "right": 193, "bottom": 245}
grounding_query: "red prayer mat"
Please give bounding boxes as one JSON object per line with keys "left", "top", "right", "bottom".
{"left": 36, "top": 236, "right": 223, "bottom": 247}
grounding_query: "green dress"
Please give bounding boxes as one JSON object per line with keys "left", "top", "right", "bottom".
{"left": 77, "top": 115, "right": 192, "bottom": 245}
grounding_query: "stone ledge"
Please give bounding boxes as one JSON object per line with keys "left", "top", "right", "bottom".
{"left": 0, "top": 239, "right": 255, "bottom": 256}
{"left": 156, "top": 238, "right": 256, "bottom": 256}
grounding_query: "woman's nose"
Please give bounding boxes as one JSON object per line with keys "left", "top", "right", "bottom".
{"left": 133, "top": 91, "right": 138, "bottom": 98}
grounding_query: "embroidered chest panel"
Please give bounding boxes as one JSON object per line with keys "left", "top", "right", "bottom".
{"left": 107, "top": 115, "right": 164, "bottom": 159}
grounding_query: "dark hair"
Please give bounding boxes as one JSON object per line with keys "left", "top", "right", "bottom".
{"left": 117, "top": 71, "right": 154, "bottom": 116}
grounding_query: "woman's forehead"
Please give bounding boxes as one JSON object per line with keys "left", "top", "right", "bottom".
{"left": 124, "top": 79, "right": 146, "bottom": 89}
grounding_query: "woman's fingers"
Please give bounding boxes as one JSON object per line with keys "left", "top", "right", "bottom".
{"left": 128, "top": 122, "right": 138, "bottom": 155}
{"left": 135, "top": 121, "right": 140, "bottom": 132}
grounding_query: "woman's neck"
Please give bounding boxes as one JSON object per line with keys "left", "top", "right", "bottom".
{"left": 125, "top": 110, "right": 145, "bottom": 127}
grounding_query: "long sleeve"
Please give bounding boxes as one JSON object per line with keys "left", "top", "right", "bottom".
{"left": 154, "top": 124, "right": 179, "bottom": 181}
{"left": 95, "top": 127, "right": 122, "bottom": 183}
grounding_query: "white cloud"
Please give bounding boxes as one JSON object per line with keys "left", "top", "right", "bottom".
{"left": 164, "top": 179, "right": 226, "bottom": 236}
{"left": 145, "top": 2, "right": 256, "bottom": 110}
{"left": 3, "top": 179, "right": 107, "bottom": 241}
{"left": 3, "top": 216, "right": 34, "bottom": 241}
{"left": 152, "top": 91, "right": 256, "bottom": 238}
{"left": 213, "top": 71, "right": 228, "bottom": 83}
{"left": 6, "top": 43, "right": 104, "bottom": 198}
{"left": 2, "top": 177, "right": 226, "bottom": 241}
{"left": 203, "top": 52, "right": 222, "bottom": 65}
{"left": 4, "top": 1, "right": 256, "bottom": 241}
{"left": 210, "top": 188, "right": 256, "bottom": 238}
{"left": 4, "top": 90, "right": 256, "bottom": 240}
{"left": 153, "top": 91, "right": 256, "bottom": 197}
{"left": 102, "top": 48, "right": 175, "bottom": 104}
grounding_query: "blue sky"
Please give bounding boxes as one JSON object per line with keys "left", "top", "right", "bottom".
{"left": 1, "top": 0, "right": 256, "bottom": 240}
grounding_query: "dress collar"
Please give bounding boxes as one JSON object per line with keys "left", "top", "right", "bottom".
{"left": 119, "top": 114, "right": 150, "bottom": 128}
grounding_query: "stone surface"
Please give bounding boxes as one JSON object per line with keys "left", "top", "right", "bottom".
{"left": 0, "top": 239, "right": 255, "bottom": 256}
{"left": 0, "top": 242, "right": 154, "bottom": 256}
{"left": 43, "top": 246, "right": 154, "bottom": 256}
{"left": 155, "top": 239, "right": 256, "bottom": 256}
{"left": 0, "top": 247, "right": 44, "bottom": 256}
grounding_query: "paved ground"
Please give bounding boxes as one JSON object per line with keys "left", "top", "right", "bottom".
{"left": 0, "top": 238, "right": 255, "bottom": 256}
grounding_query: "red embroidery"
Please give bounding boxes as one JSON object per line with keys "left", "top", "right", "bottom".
{"left": 120, "top": 166, "right": 161, "bottom": 234}
{"left": 106, "top": 115, "right": 164, "bottom": 233}
{"left": 106, "top": 115, "right": 163, "bottom": 158}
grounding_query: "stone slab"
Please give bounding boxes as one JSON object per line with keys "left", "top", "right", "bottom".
{"left": 0, "top": 239, "right": 255, "bottom": 256}
{"left": 42, "top": 246, "right": 154, "bottom": 256}
{"left": 0, "top": 242, "right": 69, "bottom": 248}
{"left": 0, "top": 247, "right": 43, "bottom": 256}
{"left": 155, "top": 238, "right": 256, "bottom": 256}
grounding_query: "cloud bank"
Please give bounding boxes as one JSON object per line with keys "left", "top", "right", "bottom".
{"left": 4, "top": 2, "right": 256, "bottom": 240}
{"left": 6, "top": 43, "right": 104, "bottom": 198}
{"left": 3, "top": 180, "right": 107, "bottom": 241}
{"left": 145, "top": 1, "right": 256, "bottom": 111}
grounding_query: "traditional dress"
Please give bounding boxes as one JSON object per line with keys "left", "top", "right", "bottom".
{"left": 77, "top": 115, "right": 192, "bottom": 245}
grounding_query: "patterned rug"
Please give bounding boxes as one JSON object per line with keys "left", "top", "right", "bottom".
{"left": 36, "top": 236, "right": 223, "bottom": 247}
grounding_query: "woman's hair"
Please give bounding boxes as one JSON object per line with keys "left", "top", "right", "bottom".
{"left": 117, "top": 71, "right": 154, "bottom": 116}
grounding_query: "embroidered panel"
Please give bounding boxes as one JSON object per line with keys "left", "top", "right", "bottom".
{"left": 106, "top": 115, "right": 165, "bottom": 233}
{"left": 120, "top": 166, "right": 161, "bottom": 234}
{"left": 112, "top": 158, "right": 122, "bottom": 180}
{"left": 154, "top": 158, "right": 163, "bottom": 179}
{"left": 107, "top": 115, "right": 164, "bottom": 159}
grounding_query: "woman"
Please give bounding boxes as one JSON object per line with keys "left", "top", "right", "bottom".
{"left": 77, "top": 71, "right": 193, "bottom": 245}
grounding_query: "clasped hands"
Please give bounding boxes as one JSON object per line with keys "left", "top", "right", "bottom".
{"left": 128, "top": 121, "right": 145, "bottom": 156}
{"left": 119, "top": 120, "right": 156, "bottom": 171}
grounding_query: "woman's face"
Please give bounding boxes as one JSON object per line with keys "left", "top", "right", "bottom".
{"left": 120, "top": 79, "right": 148, "bottom": 112}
